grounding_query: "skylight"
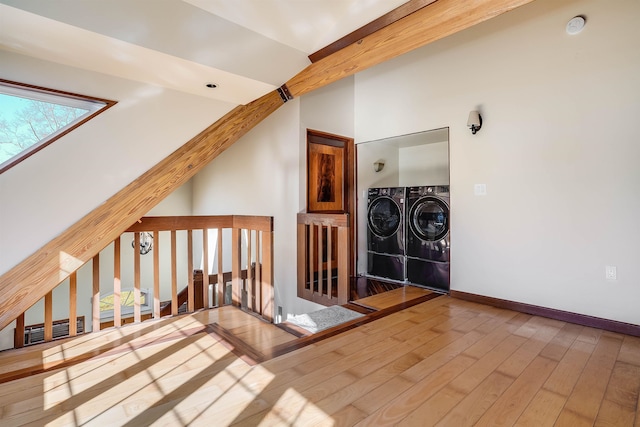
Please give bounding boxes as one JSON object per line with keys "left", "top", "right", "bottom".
{"left": 0, "top": 79, "right": 115, "bottom": 173}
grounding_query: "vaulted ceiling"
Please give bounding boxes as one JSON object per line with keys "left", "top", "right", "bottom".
{"left": 0, "top": 0, "right": 408, "bottom": 105}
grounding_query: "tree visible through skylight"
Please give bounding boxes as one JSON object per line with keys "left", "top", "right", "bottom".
{"left": 0, "top": 80, "right": 114, "bottom": 173}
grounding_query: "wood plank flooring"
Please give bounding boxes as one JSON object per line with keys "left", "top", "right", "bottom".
{"left": 1, "top": 292, "right": 639, "bottom": 426}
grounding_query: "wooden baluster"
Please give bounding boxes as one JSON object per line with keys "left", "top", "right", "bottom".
{"left": 202, "top": 229, "right": 209, "bottom": 308}
{"left": 308, "top": 223, "right": 314, "bottom": 292}
{"left": 261, "top": 224, "right": 274, "bottom": 322}
{"left": 338, "top": 225, "right": 349, "bottom": 304}
{"left": 255, "top": 231, "right": 262, "bottom": 316}
{"left": 187, "top": 230, "right": 194, "bottom": 313}
{"left": 15, "top": 312, "right": 25, "bottom": 348}
{"left": 134, "top": 232, "right": 141, "bottom": 323}
{"left": 92, "top": 254, "right": 100, "bottom": 332}
{"left": 153, "top": 231, "right": 160, "bottom": 318}
{"left": 171, "top": 230, "right": 178, "bottom": 316}
{"left": 327, "top": 224, "right": 333, "bottom": 301}
{"left": 69, "top": 272, "right": 77, "bottom": 336}
{"left": 113, "top": 238, "right": 121, "bottom": 327}
{"left": 297, "top": 221, "right": 306, "bottom": 303}
{"left": 217, "top": 228, "right": 224, "bottom": 306}
{"left": 44, "top": 290, "right": 53, "bottom": 342}
{"left": 317, "top": 224, "right": 323, "bottom": 296}
{"left": 247, "top": 229, "right": 253, "bottom": 311}
{"left": 231, "top": 227, "right": 241, "bottom": 307}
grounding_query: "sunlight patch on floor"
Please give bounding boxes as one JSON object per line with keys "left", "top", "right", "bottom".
{"left": 43, "top": 333, "right": 228, "bottom": 424}
{"left": 258, "top": 387, "right": 333, "bottom": 426}
{"left": 153, "top": 363, "right": 276, "bottom": 425}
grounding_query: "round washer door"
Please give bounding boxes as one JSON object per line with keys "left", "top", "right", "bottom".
{"left": 367, "top": 196, "right": 401, "bottom": 238}
{"left": 409, "top": 197, "right": 449, "bottom": 241}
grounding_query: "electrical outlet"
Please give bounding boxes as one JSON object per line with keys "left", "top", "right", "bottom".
{"left": 605, "top": 265, "right": 617, "bottom": 281}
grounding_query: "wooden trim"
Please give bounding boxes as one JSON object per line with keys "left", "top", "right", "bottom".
{"left": 232, "top": 215, "right": 273, "bottom": 233}
{"left": 297, "top": 212, "right": 349, "bottom": 227}
{"left": 126, "top": 215, "right": 234, "bottom": 232}
{"left": 308, "top": 0, "right": 437, "bottom": 63}
{"left": 126, "top": 215, "right": 271, "bottom": 233}
{"left": 272, "top": 292, "right": 441, "bottom": 357}
{"left": 0, "top": 79, "right": 116, "bottom": 174}
{"left": 287, "top": 0, "right": 534, "bottom": 98}
{"left": 450, "top": 290, "right": 640, "bottom": 338}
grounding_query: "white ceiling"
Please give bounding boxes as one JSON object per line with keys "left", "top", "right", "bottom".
{"left": 0, "top": 0, "right": 407, "bottom": 105}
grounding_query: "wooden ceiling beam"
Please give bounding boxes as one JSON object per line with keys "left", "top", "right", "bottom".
{"left": 0, "top": 0, "right": 535, "bottom": 331}
{"left": 308, "top": 0, "right": 437, "bottom": 63}
{"left": 288, "top": 0, "right": 534, "bottom": 97}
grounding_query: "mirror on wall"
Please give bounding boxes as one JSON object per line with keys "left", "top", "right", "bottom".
{"left": 355, "top": 127, "right": 450, "bottom": 280}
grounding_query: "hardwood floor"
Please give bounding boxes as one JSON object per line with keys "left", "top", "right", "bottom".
{"left": 1, "top": 291, "right": 639, "bottom": 426}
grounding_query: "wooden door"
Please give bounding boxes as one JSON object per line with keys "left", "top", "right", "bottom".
{"left": 306, "top": 129, "right": 356, "bottom": 283}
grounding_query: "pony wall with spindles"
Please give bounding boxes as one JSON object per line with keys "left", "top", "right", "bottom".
{"left": 1, "top": 215, "right": 274, "bottom": 351}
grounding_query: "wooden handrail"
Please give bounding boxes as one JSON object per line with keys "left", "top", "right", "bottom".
{"left": 7, "top": 215, "right": 274, "bottom": 350}
{"left": 297, "top": 213, "right": 349, "bottom": 306}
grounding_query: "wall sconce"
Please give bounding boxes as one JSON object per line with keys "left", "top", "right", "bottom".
{"left": 373, "top": 161, "right": 385, "bottom": 173}
{"left": 132, "top": 231, "right": 154, "bottom": 255}
{"left": 467, "top": 110, "right": 482, "bottom": 134}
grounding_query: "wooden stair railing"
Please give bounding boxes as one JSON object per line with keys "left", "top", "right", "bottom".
{"left": 297, "top": 213, "right": 349, "bottom": 306}
{"left": 5, "top": 215, "right": 273, "bottom": 350}
{"left": 160, "top": 266, "right": 255, "bottom": 316}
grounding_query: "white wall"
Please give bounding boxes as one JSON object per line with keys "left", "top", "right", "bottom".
{"left": 355, "top": 0, "right": 640, "bottom": 324}
{"left": 0, "top": 51, "right": 234, "bottom": 277}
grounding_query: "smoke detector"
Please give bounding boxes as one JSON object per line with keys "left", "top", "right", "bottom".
{"left": 566, "top": 16, "right": 586, "bottom": 35}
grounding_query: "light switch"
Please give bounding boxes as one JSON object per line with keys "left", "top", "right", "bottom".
{"left": 474, "top": 183, "right": 487, "bottom": 196}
